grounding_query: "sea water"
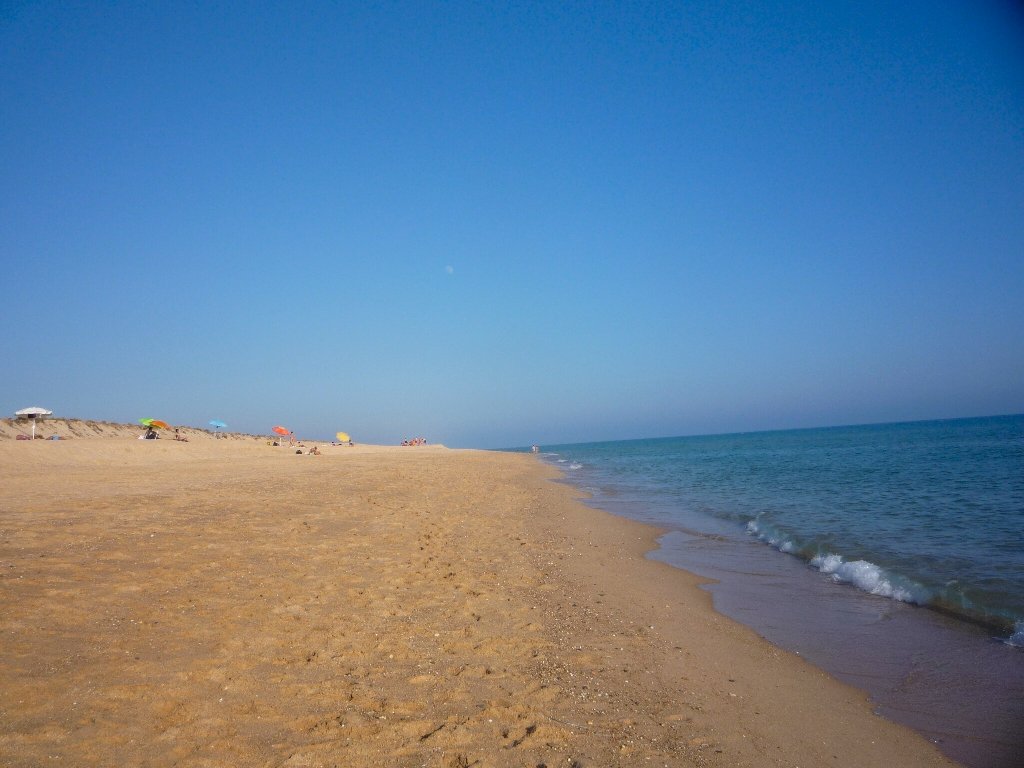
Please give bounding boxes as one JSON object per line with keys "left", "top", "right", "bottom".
{"left": 520, "top": 415, "right": 1024, "bottom": 768}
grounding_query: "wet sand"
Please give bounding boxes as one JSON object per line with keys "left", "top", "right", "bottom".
{"left": 0, "top": 436, "right": 958, "bottom": 766}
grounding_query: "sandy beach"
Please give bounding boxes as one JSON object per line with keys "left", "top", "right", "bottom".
{"left": 0, "top": 429, "right": 958, "bottom": 767}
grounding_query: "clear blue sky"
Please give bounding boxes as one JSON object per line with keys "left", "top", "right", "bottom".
{"left": 2, "top": 1, "right": 1022, "bottom": 448}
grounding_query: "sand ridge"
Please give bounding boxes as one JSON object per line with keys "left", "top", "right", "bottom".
{"left": 0, "top": 439, "right": 957, "bottom": 766}
{"left": 0, "top": 418, "right": 261, "bottom": 443}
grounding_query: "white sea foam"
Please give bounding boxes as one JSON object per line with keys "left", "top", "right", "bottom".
{"left": 810, "top": 553, "right": 924, "bottom": 603}
{"left": 568, "top": 462, "right": 583, "bottom": 470}
{"left": 810, "top": 553, "right": 844, "bottom": 573}
{"left": 746, "top": 532, "right": 931, "bottom": 606}
{"left": 746, "top": 519, "right": 798, "bottom": 554}
{"left": 1006, "top": 621, "right": 1024, "bottom": 648}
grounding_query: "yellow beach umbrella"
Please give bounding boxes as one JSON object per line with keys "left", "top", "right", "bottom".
{"left": 336, "top": 432, "right": 350, "bottom": 442}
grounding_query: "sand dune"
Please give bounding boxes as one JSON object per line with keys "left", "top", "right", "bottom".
{"left": 0, "top": 417, "right": 261, "bottom": 442}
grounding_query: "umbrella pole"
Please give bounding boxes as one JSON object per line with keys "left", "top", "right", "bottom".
{"left": 31, "top": 418, "right": 36, "bottom": 440}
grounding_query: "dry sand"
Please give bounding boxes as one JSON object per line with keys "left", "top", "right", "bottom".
{"left": 0, "top": 429, "right": 958, "bottom": 767}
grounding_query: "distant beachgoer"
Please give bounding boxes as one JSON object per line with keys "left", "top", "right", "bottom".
{"left": 144, "top": 427, "right": 158, "bottom": 440}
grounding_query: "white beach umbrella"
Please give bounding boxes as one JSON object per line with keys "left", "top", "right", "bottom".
{"left": 14, "top": 406, "right": 53, "bottom": 439}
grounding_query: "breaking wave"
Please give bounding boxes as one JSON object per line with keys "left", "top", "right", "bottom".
{"left": 746, "top": 519, "right": 929, "bottom": 605}
{"left": 808, "top": 553, "right": 929, "bottom": 604}
{"left": 1007, "top": 621, "right": 1024, "bottom": 648}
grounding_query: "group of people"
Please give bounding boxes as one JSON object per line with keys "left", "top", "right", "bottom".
{"left": 401, "top": 437, "right": 428, "bottom": 446}
{"left": 264, "top": 434, "right": 321, "bottom": 454}
{"left": 140, "top": 427, "right": 189, "bottom": 441}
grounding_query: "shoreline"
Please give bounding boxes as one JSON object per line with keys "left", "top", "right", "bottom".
{"left": 521, "top": 457, "right": 959, "bottom": 767}
{"left": 0, "top": 438, "right": 956, "bottom": 766}
{"left": 539, "top": 444, "right": 1024, "bottom": 768}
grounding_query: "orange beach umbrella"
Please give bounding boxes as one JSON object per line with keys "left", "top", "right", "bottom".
{"left": 272, "top": 425, "right": 289, "bottom": 436}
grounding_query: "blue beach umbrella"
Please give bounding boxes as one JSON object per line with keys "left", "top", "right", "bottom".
{"left": 209, "top": 420, "right": 227, "bottom": 430}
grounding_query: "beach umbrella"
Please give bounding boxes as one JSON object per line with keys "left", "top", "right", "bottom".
{"left": 15, "top": 406, "right": 52, "bottom": 439}
{"left": 209, "top": 419, "right": 227, "bottom": 430}
{"left": 150, "top": 420, "right": 170, "bottom": 430}
{"left": 272, "top": 425, "right": 289, "bottom": 436}
{"left": 336, "top": 431, "right": 350, "bottom": 442}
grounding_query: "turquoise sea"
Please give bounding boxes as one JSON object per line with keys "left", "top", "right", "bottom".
{"left": 520, "top": 415, "right": 1024, "bottom": 768}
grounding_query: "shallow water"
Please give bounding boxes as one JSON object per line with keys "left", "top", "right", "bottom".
{"left": 523, "top": 415, "right": 1024, "bottom": 768}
